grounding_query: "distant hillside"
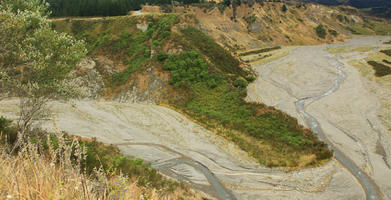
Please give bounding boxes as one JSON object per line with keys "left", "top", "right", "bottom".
{"left": 173, "top": 2, "right": 391, "bottom": 50}
{"left": 300, "top": 0, "right": 391, "bottom": 18}
{"left": 302, "top": 0, "right": 391, "bottom": 8}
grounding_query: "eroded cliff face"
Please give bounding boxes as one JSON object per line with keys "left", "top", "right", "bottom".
{"left": 174, "top": 3, "right": 391, "bottom": 50}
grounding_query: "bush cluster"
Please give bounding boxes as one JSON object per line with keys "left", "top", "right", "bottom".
{"left": 315, "top": 25, "right": 327, "bottom": 39}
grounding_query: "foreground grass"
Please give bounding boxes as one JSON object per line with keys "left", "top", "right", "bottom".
{"left": 0, "top": 117, "right": 200, "bottom": 200}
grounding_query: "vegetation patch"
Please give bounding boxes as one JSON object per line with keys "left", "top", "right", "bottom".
{"left": 54, "top": 14, "right": 180, "bottom": 86}
{"left": 180, "top": 27, "right": 246, "bottom": 77}
{"left": 367, "top": 61, "right": 391, "bottom": 77}
{"left": 315, "top": 25, "right": 327, "bottom": 39}
{"left": 163, "top": 28, "right": 331, "bottom": 167}
{"left": 239, "top": 46, "right": 281, "bottom": 57}
{"left": 383, "top": 59, "right": 391, "bottom": 65}
{"left": 380, "top": 49, "right": 391, "bottom": 57}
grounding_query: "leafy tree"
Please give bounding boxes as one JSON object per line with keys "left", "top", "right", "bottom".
{"left": 0, "top": 0, "right": 86, "bottom": 140}
{"left": 315, "top": 25, "right": 327, "bottom": 39}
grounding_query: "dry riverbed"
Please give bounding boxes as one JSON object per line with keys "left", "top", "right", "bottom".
{"left": 247, "top": 36, "right": 391, "bottom": 200}
{"left": 1, "top": 36, "right": 390, "bottom": 200}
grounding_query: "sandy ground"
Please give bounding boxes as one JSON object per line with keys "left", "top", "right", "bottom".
{"left": 2, "top": 36, "right": 390, "bottom": 200}
{"left": 247, "top": 36, "right": 391, "bottom": 200}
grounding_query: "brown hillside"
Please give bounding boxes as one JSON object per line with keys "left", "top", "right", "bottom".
{"left": 173, "top": 2, "right": 391, "bottom": 50}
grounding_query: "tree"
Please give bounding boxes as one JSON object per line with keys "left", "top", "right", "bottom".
{"left": 0, "top": 0, "right": 87, "bottom": 141}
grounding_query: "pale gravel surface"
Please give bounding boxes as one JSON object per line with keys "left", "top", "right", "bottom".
{"left": 2, "top": 37, "right": 389, "bottom": 200}
{"left": 247, "top": 36, "right": 391, "bottom": 200}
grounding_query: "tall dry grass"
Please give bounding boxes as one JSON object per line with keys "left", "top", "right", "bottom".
{"left": 0, "top": 133, "right": 201, "bottom": 200}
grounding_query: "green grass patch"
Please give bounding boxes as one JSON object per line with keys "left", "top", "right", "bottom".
{"left": 367, "top": 61, "right": 391, "bottom": 77}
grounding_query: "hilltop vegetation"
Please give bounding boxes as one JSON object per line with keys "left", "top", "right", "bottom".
{"left": 47, "top": 0, "right": 200, "bottom": 16}
{"left": 53, "top": 14, "right": 332, "bottom": 167}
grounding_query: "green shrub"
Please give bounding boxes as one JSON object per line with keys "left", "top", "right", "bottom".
{"left": 246, "top": 75, "right": 256, "bottom": 82}
{"left": 243, "top": 15, "right": 257, "bottom": 25}
{"left": 157, "top": 50, "right": 169, "bottom": 62}
{"left": 233, "top": 77, "right": 248, "bottom": 88}
{"left": 383, "top": 59, "right": 391, "bottom": 65}
{"left": 328, "top": 29, "right": 338, "bottom": 36}
{"left": 163, "top": 51, "right": 220, "bottom": 89}
{"left": 281, "top": 4, "right": 288, "bottom": 12}
{"left": 367, "top": 61, "right": 391, "bottom": 77}
{"left": 380, "top": 49, "right": 391, "bottom": 56}
{"left": 315, "top": 25, "right": 327, "bottom": 39}
{"left": 239, "top": 46, "right": 281, "bottom": 56}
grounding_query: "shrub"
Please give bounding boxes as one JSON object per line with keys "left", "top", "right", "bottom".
{"left": 281, "top": 4, "right": 288, "bottom": 12}
{"left": 315, "top": 25, "right": 327, "bottom": 39}
{"left": 163, "top": 51, "right": 217, "bottom": 88}
{"left": 328, "top": 29, "right": 338, "bottom": 36}
{"left": 157, "top": 50, "right": 169, "bottom": 62}
{"left": 367, "top": 61, "right": 391, "bottom": 77}
{"left": 380, "top": 49, "right": 391, "bottom": 56}
{"left": 233, "top": 77, "right": 248, "bottom": 88}
{"left": 246, "top": 75, "right": 256, "bottom": 82}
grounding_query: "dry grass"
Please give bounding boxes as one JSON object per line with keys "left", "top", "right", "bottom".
{"left": 0, "top": 134, "right": 201, "bottom": 200}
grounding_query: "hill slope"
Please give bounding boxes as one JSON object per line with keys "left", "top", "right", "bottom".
{"left": 173, "top": 2, "right": 391, "bottom": 51}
